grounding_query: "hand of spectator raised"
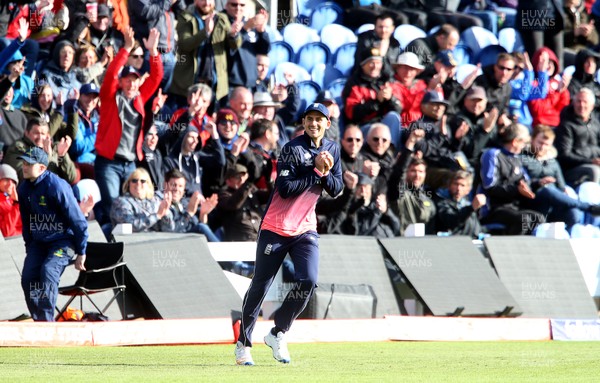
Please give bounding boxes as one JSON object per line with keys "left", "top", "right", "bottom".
{"left": 157, "top": 192, "right": 172, "bottom": 219}
{"left": 523, "top": 52, "right": 534, "bottom": 71}
{"left": 231, "top": 132, "right": 250, "bottom": 156}
{"left": 558, "top": 74, "right": 571, "bottom": 92}
{"left": 483, "top": 107, "right": 499, "bottom": 133}
{"left": 188, "top": 87, "right": 203, "bottom": 115}
{"left": 271, "top": 84, "right": 289, "bottom": 102}
{"left": 123, "top": 27, "right": 135, "bottom": 51}
{"left": 376, "top": 194, "right": 388, "bottom": 213}
{"left": 144, "top": 28, "right": 160, "bottom": 57}
{"left": 518, "top": 179, "right": 535, "bottom": 199}
{"left": 461, "top": 63, "right": 481, "bottom": 89}
{"left": 187, "top": 191, "right": 203, "bottom": 215}
{"left": 205, "top": 11, "right": 215, "bottom": 34}
{"left": 206, "top": 121, "right": 219, "bottom": 140}
{"left": 42, "top": 137, "right": 53, "bottom": 156}
{"left": 377, "top": 83, "right": 393, "bottom": 102}
{"left": 152, "top": 88, "right": 168, "bottom": 114}
{"left": 252, "top": 9, "right": 268, "bottom": 33}
{"left": 230, "top": 19, "right": 243, "bottom": 37}
{"left": 454, "top": 120, "right": 470, "bottom": 140}
{"left": 362, "top": 159, "right": 380, "bottom": 178}
{"left": 17, "top": 18, "right": 29, "bottom": 43}
{"left": 343, "top": 170, "right": 359, "bottom": 190}
{"left": 56, "top": 136, "right": 72, "bottom": 158}
{"left": 472, "top": 194, "right": 486, "bottom": 210}
{"left": 79, "top": 195, "right": 95, "bottom": 216}
{"left": 101, "top": 46, "right": 115, "bottom": 66}
{"left": 404, "top": 128, "right": 425, "bottom": 150}
{"left": 199, "top": 194, "right": 218, "bottom": 223}
{"left": 534, "top": 51, "right": 548, "bottom": 72}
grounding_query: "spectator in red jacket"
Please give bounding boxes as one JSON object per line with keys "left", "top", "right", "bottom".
{"left": 528, "top": 47, "right": 571, "bottom": 128}
{"left": 391, "top": 52, "right": 426, "bottom": 128}
{"left": 342, "top": 47, "right": 402, "bottom": 148}
{"left": 94, "top": 26, "right": 163, "bottom": 225}
{"left": 0, "top": 163, "right": 21, "bottom": 237}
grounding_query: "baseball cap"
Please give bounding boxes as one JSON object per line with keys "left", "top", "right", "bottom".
{"left": 303, "top": 103, "right": 330, "bottom": 120}
{"left": 225, "top": 163, "right": 248, "bottom": 179}
{"left": 80, "top": 82, "right": 100, "bottom": 95}
{"left": 466, "top": 86, "right": 488, "bottom": 100}
{"left": 0, "top": 164, "right": 18, "bottom": 185}
{"left": 119, "top": 65, "right": 141, "bottom": 79}
{"left": 422, "top": 90, "right": 449, "bottom": 106}
{"left": 436, "top": 50, "right": 458, "bottom": 67}
{"left": 394, "top": 52, "right": 424, "bottom": 70}
{"left": 18, "top": 147, "right": 49, "bottom": 166}
{"left": 360, "top": 47, "right": 383, "bottom": 66}
{"left": 217, "top": 108, "right": 240, "bottom": 125}
{"left": 97, "top": 4, "right": 110, "bottom": 18}
{"left": 315, "top": 90, "right": 336, "bottom": 104}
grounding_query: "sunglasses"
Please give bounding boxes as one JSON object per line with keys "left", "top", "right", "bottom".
{"left": 345, "top": 137, "right": 362, "bottom": 143}
{"left": 229, "top": 2, "right": 246, "bottom": 6}
{"left": 496, "top": 64, "right": 515, "bottom": 72}
{"left": 129, "top": 55, "right": 143, "bottom": 59}
{"left": 131, "top": 179, "right": 147, "bottom": 184}
{"left": 371, "top": 137, "right": 389, "bottom": 143}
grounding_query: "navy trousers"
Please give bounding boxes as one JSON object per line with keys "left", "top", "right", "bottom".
{"left": 21, "top": 241, "right": 74, "bottom": 321}
{"left": 238, "top": 229, "right": 320, "bottom": 347}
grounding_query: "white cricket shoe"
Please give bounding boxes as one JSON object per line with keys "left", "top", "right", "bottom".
{"left": 235, "top": 341, "right": 255, "bottom": 366}
{"left": 264, "top": 331, "right": 291, "bottom": 363}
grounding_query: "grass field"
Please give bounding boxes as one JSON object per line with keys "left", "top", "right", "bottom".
{"left": 0, "top": 341, "right": 599, "bottom": 382}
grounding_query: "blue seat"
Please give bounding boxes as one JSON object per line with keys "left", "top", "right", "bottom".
{"left": 296, "top": 0, "right": 322, "bottom": 25}
{"left": 356, "top": 23, "right": 374, "bottom": 35}
{"left": 394, "top": 24, "right": 426, "bottom": 50}
{"left": 460, "top": 26, "right": 499, "bottom": 60}
{"left": 309, "top": 2, "right": 344, "bottom": 33}
{"left": 320, "top": 24, "right": 358, "bottom": 58}
{"left": 452, "top": 44, "right": 473, "bottom": 66}
{"left": 455, "top": 63, "right": 482, "bottom": 85}
{"left": 311, "top": 63, "right": 344, "bottom": 89}
{"left": 296, "top": 80, "right": 322, "bottom": 120}
{"left": 274, "top": 62, "right": 312, "bottom": 86}
{"left": 326, "top": 77, "right": 347, "bottom": 106}
{"left": 357, "top": 0, "right": 381, "bottom": 5}
{"left": 268, "top": 41, "right": 295, "bottom": 76}
{"left": 332, "top": 42, "right": 357, "bottom": 76}
{"left": 265, "top": 25, "right": 283, "bottom": 43}
{"left": 474, "top": 44, "right": 507, "bottom": 67}
{"left": 296, "top": 42, "right": 331, "bottom": 73}
{"left": 498, "top": 27, "right": 525, "bottom": 53}
{"left": 283, "top": 23, "right": 321, "bottom": 54}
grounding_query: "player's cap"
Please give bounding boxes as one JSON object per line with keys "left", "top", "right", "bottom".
{"left": 303, "top": 103, "right": 330, "bottom": 120}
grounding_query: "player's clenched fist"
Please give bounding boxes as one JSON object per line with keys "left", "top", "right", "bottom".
{"left": 315, "top": 151, "right": 334, "bottom": 174}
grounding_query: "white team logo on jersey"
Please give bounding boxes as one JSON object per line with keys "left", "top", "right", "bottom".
{"left": 280, "top": 170, "right": 290, "bottom": 177}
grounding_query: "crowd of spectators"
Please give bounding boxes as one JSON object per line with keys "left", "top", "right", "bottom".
{"left": 4, "top": 0, "right": 600, "bottom": 248}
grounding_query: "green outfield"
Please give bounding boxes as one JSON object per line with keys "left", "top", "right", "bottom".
{"left": 0, "top": 341, "right": 598, "bottom": 382}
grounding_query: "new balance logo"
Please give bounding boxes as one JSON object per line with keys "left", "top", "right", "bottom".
{"left": 264, "top": 244, "right": 273, "bottom": 255}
